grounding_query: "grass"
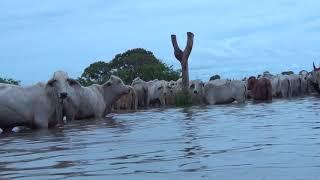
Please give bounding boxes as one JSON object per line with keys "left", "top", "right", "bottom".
{"left": 174, "top": 91, "right": 192, "bottom": 107}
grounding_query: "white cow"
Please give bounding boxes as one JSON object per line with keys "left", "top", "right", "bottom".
{"left": 50, "top": 71, "right": 74, "bottom": 99}
{"left": 132, "top": 77, "right": 149, "bottom": 108}
{"left": 63, "top": 75, "right": 130, "bottom": 120}
{"left": 278, "top": 75, "right": 291, "bottom": 98}
{"left": 0, "top": 82, "right": 63, "bottom": 130}
{"left": 163, "top": 80, "right": 177, "bottom": 106}
{"left": 189, "top": 80, "right": 205, "bottom": 105}
{"left": 262, "top": 73, "right": 281, "bottom": 98}
{"left": 288, "top": 74, "right": 301, "bottom": 97}
{"left": 263, "top": 73, "right": 291, "bottom": 98}
{"left": 147, "top": 80, "right": 168, "bottom": 107}
{"left": 204, "top": 79, "right": 246, "bottom": 105}
{"left": 299, "top": 70, "right": 309, "bottom": 95}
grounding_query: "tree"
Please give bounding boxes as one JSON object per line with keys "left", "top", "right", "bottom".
{"left": 79, "top": 48, "right": 180, "bottom": 86}
{"left": 209, "top": 75, "right": 221, "bottom": 81}
{"left": 171, "top": 32, "right": 194, "bottom": 94}
{"left": 78, "top": 61, "right": 110, "bottom": 86}
{"left": 0, "top": 77, "right": 20, "bottom": 85}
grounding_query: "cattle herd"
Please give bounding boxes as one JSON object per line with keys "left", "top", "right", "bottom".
{"left": 1, "top": 63, "right": 320, "bottom": 133}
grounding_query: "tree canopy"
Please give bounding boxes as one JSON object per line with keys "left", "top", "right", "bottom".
{"left": 0, "top": 77, "right": 20, "bottom": 85}
{"left": 79, "top": 48, "right": 180, "bottom": 86}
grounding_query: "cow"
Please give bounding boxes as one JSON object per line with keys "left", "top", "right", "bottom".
{"left": 278, "top": 75, "right": 291, "bottom": 98}
{"left": 50, "top": 71, "right": 73, "bottom": 99}
{"left": 262, "top": 72, "right": 281, "bottom": 98}
{"left": 247, "top": 76, "right": 272, "bottom": 101}
{"left": 299, "top": 70, "right": 309, "bottom": 95}
{"left": 307, "top": 73, "right": 319, "bottom": 94}
{"left": 288, "top": 74, "right": 302, "bottom": 97}
{"left": 164, "top": 78, "right": 206, "bottom": 106}
{"left": 171, "top": 78, "right": 182, "bottom": 93}
{"left": 147, "top": 80, "right": 167, "bottom": 107}
{"left": 189, "top": 80, "right": 205, "bottom": 105}
{"left": 262, "top": 73, "right": 291, "bottom": 98}
{"left": 0, "top": 81, "right": 64, "bottom": 131}
{"left": 204, "top": 79, "right": 247, "bottom": 105}
{"left": 63, "top": 75, "right": 130, "bottom": 120}
{"left": 131, "top": 77, "right": 149, "bottom": 108}
{"left": 113, "top": 86, "right": 138, "bottom": 110}
{"left": 163, "top": 80, "right": 177, "bottom": 106}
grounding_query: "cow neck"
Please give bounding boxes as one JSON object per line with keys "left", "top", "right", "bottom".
{"left": 98, "top": 84, "right": 117, "bottom": 106}
{"left": 44, "top": 85, "right": 62, "bottom": 126}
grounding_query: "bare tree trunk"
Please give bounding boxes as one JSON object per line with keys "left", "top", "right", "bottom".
{"left": 171, "top": 32, "right": 194, "bottom": 94}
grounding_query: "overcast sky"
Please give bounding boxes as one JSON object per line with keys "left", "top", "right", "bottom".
{"left": 1, "top": 0, "right": 320, "bottom": 85}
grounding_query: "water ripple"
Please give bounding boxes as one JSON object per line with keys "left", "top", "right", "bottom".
{"left": 0, "top": 97, "right": 320, "bottom": 179}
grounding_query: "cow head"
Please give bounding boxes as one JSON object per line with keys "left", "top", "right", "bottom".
{"left": 131, "top": 77, "right": 143, "bottom": 86}
{"left": 103, "top": 75, "right": 130, "bottom": 103}
{"left": 168, "top": 80, "right": 177, "bottom": 87}
{"left": 189, "top": 80, "right": 204, "bottom": 95}
{"left": 161, "top": 80, "right": 178, "bottom": 97}
{"left": 166, "top": 81, "right": 177, "bottom": 94}
{"left": 299, "top": 70, "right": 309, "bottom": 81}
{"left": 47, "top": 71, "right": 79, "bottom": 99}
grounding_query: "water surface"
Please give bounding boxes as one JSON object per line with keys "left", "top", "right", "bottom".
{"left": 1, "top": 96, "right": 320, "bottom": 180}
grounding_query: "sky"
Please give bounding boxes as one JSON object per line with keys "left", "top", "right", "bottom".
{"left": 1, "top": 0, "right": 320, "bottom": 85}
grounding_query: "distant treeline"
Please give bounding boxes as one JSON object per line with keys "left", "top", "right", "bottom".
{"left": 0, "top": 77, "right": 20, "bottom": 85}
{"left": 1, "top": 48, "right": 181, "bottom": 86}
{"left": 78, "top": 48, "right": 180, "bottom": 86}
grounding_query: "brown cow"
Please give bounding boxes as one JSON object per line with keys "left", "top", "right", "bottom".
{"left": 113, "top": 86, "right": 138, "bottom": 111}
{"left": 247, "top": 76, "right": 272, "bottom": 101}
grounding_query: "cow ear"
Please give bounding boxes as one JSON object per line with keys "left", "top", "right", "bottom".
{"left": 47, "top": 79, "right": 56, "bottom": 86}
{"left": 157, "top": 86, "right": 163, "bottom": 90}
{"left": 67, "top": 78, "right": 80, "bottom": 86}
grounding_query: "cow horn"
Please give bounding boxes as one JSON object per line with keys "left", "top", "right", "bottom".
{"left": 313, "top": 62, "right": 316, "bottom": 70}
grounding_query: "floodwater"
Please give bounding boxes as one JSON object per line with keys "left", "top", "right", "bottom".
{"left": 1, "top": 96, "right": 320, "bottom": 180}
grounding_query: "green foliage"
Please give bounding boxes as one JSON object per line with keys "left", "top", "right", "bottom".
{"left": 137, "top": 63, "right": 180, "bottom": 82}
{"left": 281, "top": 71, "right": 294, "bottom": 75}
{"left": 174, "top": 90, "right": 192, "bottom": 107}
{"left": 0, "top": 77, "right": 20, "bottom": 85}
{"left": 78, "top": 61, "right": 110, "bottom": 86}
{"left": 209, "top": 74, "right": 221, "bottom": 81}
{"left": 79, "top": 48, "right": 180, "bottom": 86}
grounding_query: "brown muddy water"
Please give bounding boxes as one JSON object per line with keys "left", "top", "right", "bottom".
{"left": 0, "top": 96, "right": 320, "bottom": 180}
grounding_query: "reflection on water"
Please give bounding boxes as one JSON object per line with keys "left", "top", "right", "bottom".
{"left": 1, "top": 96, "right": 320, "bottom": 179}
